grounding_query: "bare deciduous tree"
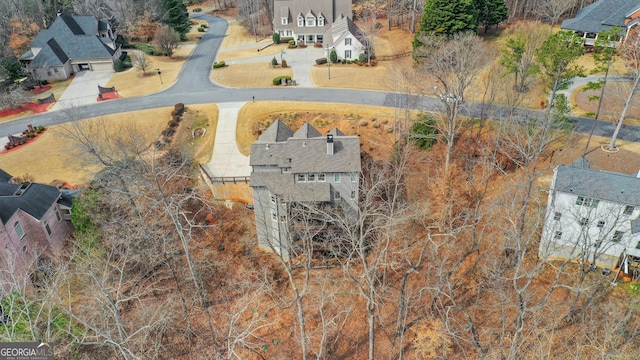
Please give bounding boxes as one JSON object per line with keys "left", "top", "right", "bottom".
{"left": 414, "top": 33, "right": 494, "bottom": 170}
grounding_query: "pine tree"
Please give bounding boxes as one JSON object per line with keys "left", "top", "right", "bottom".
{"left": 162, "top": 0, "right": 190, "bottom": 40}
{"left": 413, "top": 0, "right": 478, "bottom": 48}
{"left": 476, "top": 0, "right": 508, "bottom": 33}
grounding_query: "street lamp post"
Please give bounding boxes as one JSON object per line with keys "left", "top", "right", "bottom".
{"left": 328, "top": 62, "right": 331, "bottom": 79}
{"left": 156, "top": 68, "right": 163, "bottom": 84}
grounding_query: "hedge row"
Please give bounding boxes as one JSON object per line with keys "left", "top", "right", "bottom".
{"left": 273, "top": 76, "right": 292, "bottom": 85}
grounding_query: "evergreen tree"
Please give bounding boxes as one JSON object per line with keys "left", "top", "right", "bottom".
{"left": 476, "top": 0, "right": 508, "bottom": 33}
{"left": 162, "top": 0, "right": 191, "bottom": 40}
{"left": 413, "top": 0, "right": 478, "bottom": 48}
{"left": 0, "top": 57, "right": 25, "bottom": 82}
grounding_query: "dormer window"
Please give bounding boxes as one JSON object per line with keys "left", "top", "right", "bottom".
{"left": 306, "top": 16, "right": 316, "bottom": 27}
{"left": 318, "top": 15, "right": 325, "bottom": 26}
{"left": 281, "top": 17, "right": 288, "bottom": 25}
{"left": 298, "top": 15, "right": 304, "bottom": 27}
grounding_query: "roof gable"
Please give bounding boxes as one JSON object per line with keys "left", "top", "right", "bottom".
{"left": 293, "top": 123, "right": 322, "bottom": 138}
{"left": 0, "top": 183, "right": 62, "bottom": 224}
{"left": 553, "top": 165, "right": 640, "bottom": 206}
{"left": 561, "top": 0, "right": 639, "bottom": 34}
{"left": 258, "top": 119, "right": 294, "bottom": 142}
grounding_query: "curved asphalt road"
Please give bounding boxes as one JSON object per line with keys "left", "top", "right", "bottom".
{"left": 2, "top": 13, "right": 640, "bottom": 144}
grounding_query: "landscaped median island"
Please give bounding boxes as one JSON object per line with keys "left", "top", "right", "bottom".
{"left": 0, "top": 105, "right": 218, "bottom": 185}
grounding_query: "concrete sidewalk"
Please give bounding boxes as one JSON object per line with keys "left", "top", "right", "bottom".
{"left": 51, "top": 70, "right": 115, "bottom": 111}
{"left": 204, "top": 102, "right": 250, "bottom": 177}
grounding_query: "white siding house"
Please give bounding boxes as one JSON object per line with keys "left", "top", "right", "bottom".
{"left": 539, "top": 164, "right": 640, "bottom": 275}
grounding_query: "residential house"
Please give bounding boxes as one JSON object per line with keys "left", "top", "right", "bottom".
{"left": 561, "top": 0, "right": 640, "bottom": 46}
{"left": 249, "top": 121, "right": 361, "bottom": 257}
{"left": 273, "top": 0, "right": 367, "bottom": 60}
{"left": 0, "top": 169, "right": 76, "bottom": 290}
{"left": 539, "top": 163, "right": 640, "bottom": 276}
{"left": 323, "top": 15, "right": 367, "bottom": 61}
{"left": 19, "top": 12, "right": 121, "bottom": 81}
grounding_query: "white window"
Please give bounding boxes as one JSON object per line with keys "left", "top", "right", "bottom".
{"left": 334, "top": 173, "right": 341, "bottom": 182}
{"left": 351, "top": 191, "right": 356, "bottom": 200}
{"left": 624, "top": 205, "right": 635, "bottom": 215}
{"left": 334, "top": 191, "right": 341, "bottom": 201}
{"left": 44, "top": 220, "right": 52, "bottom": 236}
{"left": 613, "top": 231, "right": 624, "bottom": 242}
{"left": 281, "top": 17, "right": 288, "bottom": 25}
{"left": 351, "top": 173, "right": 357, "bottom": 183}
{"left": 282, "top": 167, "right": 290, "bottom": 174}
{"left": 54, "top": 207, "right": 62, "bottom": 222}
{"left": 306, "top": 16, "right": 315, "bottom": 27}
{"left": 345, "top": 38, "right": 352, "bottom": 46}
{"left": 597, "top": 220, "right": 605, "bottom": 228}
{"left": 280, "top": 215, "right": 286, "bottom": 222}
{"left": 271, "top": 195, "right": 277, "bottom": 204}
{"left": 554, "top": 231, "right": 562, "bottom": 240}
{"left": 576, "top": 196, "right": 599, "bottom": 208}
{"left": 297, "top": 174, "right": 306, "bottom": 182}
{"left": 318, "top": 16, "right": 324, "bottom": 26}
{"left": 286, "top": 30, "right": 293, "bottom": 37}
{"left": 553, "top": 212, "right": 561, "bottom": 221}
{"left": 318, "top": 173, "right": 326, "bottom": 182}
{"left": 580, "top": 218, "right": 589, "bottom": 227}
{"left": 298, "top": 16, "right": 304, "bottom": 27}
{"left": 14, "top": 222, "right": 25, "bottom": 239}
{"left": 345, "top": 50, "right": 351, "bottom": 59}
{"left": 307, "top": 174, "right": 316, "bottom": 182}
{"left": 272, "top": 212, "right": 277, "bottom": 221}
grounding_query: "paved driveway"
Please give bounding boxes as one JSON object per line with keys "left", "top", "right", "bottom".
{"left": 51, "top": 70, "right": 115, "bottom": 111}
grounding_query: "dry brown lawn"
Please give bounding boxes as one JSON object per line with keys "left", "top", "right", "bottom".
{"left": 105, "top": 47, "right": 191, "bottom": 97}
{"left": 212, "top": 63, "right": 293, "bottom": 88}
{"left": 218, "top": 41, "right": 288, "bottom": 61}
{"left": 235, "top": 101, "right": 401, "bottom": 157}
{"left": 219, "top": 20, "right": 271, "bottom": 49}
{"left": 1, "top": 104, "right": 218, "bottom": 185}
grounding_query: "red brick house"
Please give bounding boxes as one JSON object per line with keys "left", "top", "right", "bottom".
{"left": 0, "top": 169, "right": 76, "bottom": 291}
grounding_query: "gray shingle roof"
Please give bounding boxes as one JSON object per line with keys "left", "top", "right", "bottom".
{"left": 257, "top": 119, "right": 294, "bottom": 142}
{"left": 323, "top": 15, "right": 365, "bottom": 48}
{"left": 0, "top": 169, "right": 12, "bottom": 183}
{"left": 25, "top": 13, "right": 117, "bottom": 69}
{"left": 250, "top": 121, "right": 361, "bottom": 173}
{"left": 553, "top": 165, "right": 640, "bottom": 206}
{"left": 274, "top": 0, "right": 353, "bottom": 34}
{"left": 561, "top": 0, "right": 640, "bottom": 34}
{"left": 293, "top": 122, "right": 322, "bottom": 138}
{"left": 0, "top": 182, "right": 62, "bottom": 224}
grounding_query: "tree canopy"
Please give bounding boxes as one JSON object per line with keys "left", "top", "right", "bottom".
{"left": 413, "top": 0, "right": 478, "bottom": 48}
{"left": 162, "top": 0, "right": 190, "bottom": 40}
{"left": 476, "top": 0, "right": 508, "bottom": 33}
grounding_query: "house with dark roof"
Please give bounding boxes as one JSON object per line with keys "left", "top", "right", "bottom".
{"left": 0, "top": 170, "right": 76, "bottom": 290}
{"left": 19, "top": 12, "right": 121, "bottom": 81}
{"left": 561, "top": 0, "right": 640, "bottom": 46}
{"left": 539, "top": 163, "right": 640, "bottom": 274}
{"left": 273, "top": 0, "right": 367, "bottom": 60}
{"left": 249, "top": 121, "right": 361, "bottom": 257}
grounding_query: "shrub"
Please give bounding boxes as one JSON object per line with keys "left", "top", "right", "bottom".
{"left": 134, "top": 44, "right": 155, "bottom": 55}
{"left": 315, "top": 57, "right": 327, "bottom": 65}
{"left": 36, "top": 125, "right": 45, "bottom": 133}
{"left": 27, "top": 133, "right": 35, "bottom": 138}
{"left": 172, "top": 115, "right": 181, "bottom": 122}
{"left": 122, "top": 55, "right": 132, "bottom": 68}
{"left": 113, "top": 59, "right": 125, "bottom": 72}
{"left": 197, "top": 27, "right": 205, "bottom": 32}
{"left": 213, "top": 61, "right": 226, "bottom": 68}
{"left": 281, "top": 59, "right": 287, "bottom": 68}
{"left": 200, "top": 24, "right": 208, "bottom": 28}
{"left": 272, "top": 33, "right": 280, "bottom": 44}
{"left": 174, "top": 103, "right": 185, "bottom": 112}
{"left": 271, "top": 57, "right": 278, "bottom": 67}
{"left": 168, "top": 120, "right": 179, "bottom": 127}
{"left": 359, "top": 53, "right": 366, "bottom": 62}
{"left": 409, "top": 113, "right": 437, "bottom": 150}
{"left": 273, "top": 76, "right": 291, "bottom": 85}
{"left": 329, "top": 49, "right": 337, "bottom": 63}
{"left": 358, "top": 120, "right": 368, "bottom": 127}
{"left": 192, "top": 8, "right": 202, "bottom": 12}
{"left": 288, "top": 39, "right": 295, "bottom": 46}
